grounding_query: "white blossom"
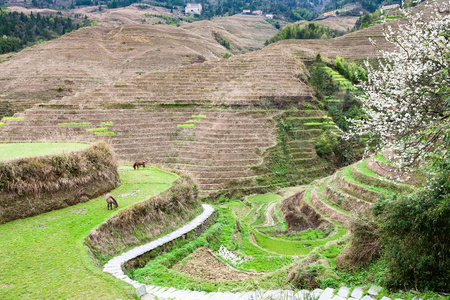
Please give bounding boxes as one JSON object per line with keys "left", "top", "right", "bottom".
{"left": 346, "top": 1, "right": 450, "bottom": 167}
{"left": 217, "top": 245, "right": 249, "bottom": 265}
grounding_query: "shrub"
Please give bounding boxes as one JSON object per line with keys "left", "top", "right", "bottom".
{"left": 335, "top": 55, "right": 367, "bottom": 83}
{"left": 373, "top": 161, "right": 450, "bottom": 291}
{"left": 315, "top": 131, "right": 338, "bottom": 157}
{"left": 309, "top": 59, "right": 338, "bottom": 97}
{"left": 223, "top": 52, "right": 232, "bottom": 59}
{"left": 338, "top": 214, "right": 380, "bottom": 269}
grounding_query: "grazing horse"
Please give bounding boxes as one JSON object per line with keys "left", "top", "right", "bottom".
{"left": 105, "top": 194, "right": 118, "bottom": 210}
{"left": 133, "top": 160, "right": 146, "bottom": 170}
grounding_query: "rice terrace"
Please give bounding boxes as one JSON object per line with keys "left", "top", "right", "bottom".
{"left": 0, "top": 0, "right": 449, "bottom": 299}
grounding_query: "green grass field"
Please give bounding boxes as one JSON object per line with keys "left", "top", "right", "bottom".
{"left": 0, "top": 142, "right": 90, "bottom": 161}
{"left": 0, "top": 165, "right": 178, "bottom": 300}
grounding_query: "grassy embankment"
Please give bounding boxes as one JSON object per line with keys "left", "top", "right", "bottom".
{"left": 0, "top": 142, "right": 89, "bottom": 161}
{"left": 0, "top": 143, "right": 178, "bottom": 299}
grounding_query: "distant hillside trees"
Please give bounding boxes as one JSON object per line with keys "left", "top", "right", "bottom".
{"left": 0, "top": 10, "right": 89, "bottom": 54}
{"left": 323, "top": 0, "right": 387, "bottom": 13}
{"left": 196, "top": 0, "right": 319, "bottom": 21}
{"left": 265, "top": 23, "right": 345, "bottom": 45}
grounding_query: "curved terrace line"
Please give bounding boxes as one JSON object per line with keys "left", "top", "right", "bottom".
{"left": 102, "top": 204, "right": 215, "bottom": 292}
{"left": 102, "top": 203, "right": 389, "bottom": 300}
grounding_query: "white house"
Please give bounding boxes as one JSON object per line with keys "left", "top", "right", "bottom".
{"left": 265, "top": 14, "right": 274, "bottom": 19}
{"left": 381, "top": 4, "right": 400, "bottom": 12}
{"left": 185, "top": 3, "right": 202, "bottom": 15}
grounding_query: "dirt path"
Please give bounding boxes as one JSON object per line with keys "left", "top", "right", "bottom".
{"left": 261, "top": 201, "right": 276, "bottom": 227}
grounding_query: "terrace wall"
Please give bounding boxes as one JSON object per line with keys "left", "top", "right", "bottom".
{"left": 85, "top": 173, "right": 202, "bottom": 264}
{"left": 0, "top": 142, "right": 120, "bottom": 224}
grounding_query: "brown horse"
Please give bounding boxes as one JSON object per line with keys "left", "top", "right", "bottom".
{"left": 105, "top": 194, "right": 118, "bottom": 210}
{"left": 133, "top": 160, "right": 146, "bottom": 170}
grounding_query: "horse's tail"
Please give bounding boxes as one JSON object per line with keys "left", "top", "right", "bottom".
{"left": 110, "top": 195, "right": 118, "bottom": 209}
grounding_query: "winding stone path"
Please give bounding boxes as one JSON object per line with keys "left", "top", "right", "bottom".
{"left": 103, "top": 204, "right": 215, "bottom": 290}
{"left": 103, "top": 204, "right": 411, "bottom": 300}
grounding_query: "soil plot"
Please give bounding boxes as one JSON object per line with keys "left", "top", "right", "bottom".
{"left": 173, "top": 247, "right": 259, "bottom": 281}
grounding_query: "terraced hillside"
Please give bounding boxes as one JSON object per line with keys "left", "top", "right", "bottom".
{"left": 301, "top": 154, "right": 414, "bottom": 230}
{"left": 0, "top": 108, "right": 276, "bottom": 193}
{"left": 0, "top": 41, "right": 334, "bottom": 194}
{"left": 0, "top": 24, "right": 226, "bottom": 118}
{"left": 111, "top": 152, "right": 418, "bottom": 299}
{"left": 0, "top": 3, "right": 426, "bottom": 194}
{"left": 182, "top": 14, "right": 280, "bottom": 53}
{"left": 44, "top": 44, "right": 314, "bottom": 107}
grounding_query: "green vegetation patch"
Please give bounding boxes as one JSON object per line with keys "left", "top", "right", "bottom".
{"left": 57, "top": 122, "right": 91, "bottom": 126}
{"left": 191, "top": 115, "right": 206, "bottom": 118}
{"left": 323, "top": 67, "right": 356, "bottom": 90}
{"left": 86, "top": 127, "right": 108, "bottom": 132}
{"left": 2, "top": 116, "right": 24, "bottom": 120}
{"left": 247, "top": 193, "right": 280, "bottom": 204}
{"left": 253, "top": 226, "right": 347, "bottom": 255}
{"left": 0, "top": 142, "right": 89, "bottom": 161}
{"left": 266, "top": 23, "right": 345, "bottom": 45}
{"left": 0, "top": 122, "right": 5, "bottom": 126}
{"left": 94, "top": 131, "right": 117, "bottom": 136}
{"left": 177, "top": 124, "right": 194, "bottom": 128}
{"left": 374, "top": 152, "right": 395, "bottom": 166}
{"left": 186, "top": 119, "right": 202, "bottom": 123}
{"left": 0, "top": 166, "right": 177, "bottom": 299}
{"left": 101, "top": 121, "right": 114, "bottom": 126}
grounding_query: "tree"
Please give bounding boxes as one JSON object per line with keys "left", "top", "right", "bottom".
{"left": 347, "top": 3, "right": 450, "bottom": 168}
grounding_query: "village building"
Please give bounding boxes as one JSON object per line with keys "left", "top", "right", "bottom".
{"left": 242, "top": 9, "right": 251, "bottom": 14}
{"left": 185, "top": 3, "right": 202, "bottom": 15}
{"left": 381, "top": 4, "right": 400, "bottom": 12}
{"left": 322, "top": 10, "right": 337, "bottom": 18}
{"left": 252, "top": 10, "right": 263, "bottom": 15}
{"left": 265, "top": 14, "right": 274, "bottom": 19}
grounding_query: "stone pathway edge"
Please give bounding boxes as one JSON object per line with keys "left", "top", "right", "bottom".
{"left": 103, "top": 203, "right": 215, "bottom": 296}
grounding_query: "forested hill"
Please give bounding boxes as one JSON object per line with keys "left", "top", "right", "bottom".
{"left": 324, "top": 0, "right": 399, "bottom": 12}
{"left": 0, "top": 10, "right": 90, "bottom": 54}
{"left": 2, "top": 0, "right": 326, "bottom": 21}
{"left": 265, "top": 22, "right": 345, "bottom": 45}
